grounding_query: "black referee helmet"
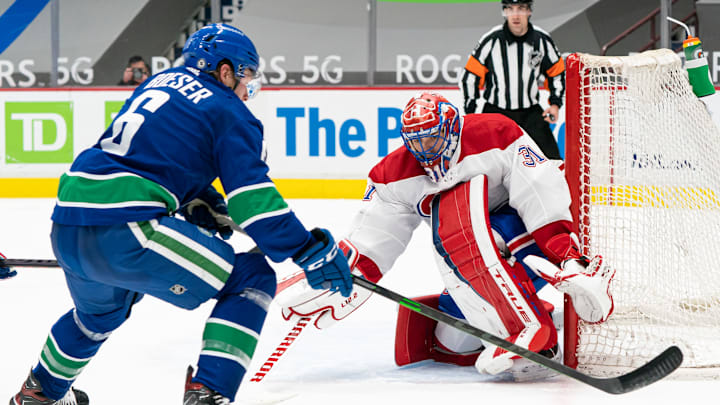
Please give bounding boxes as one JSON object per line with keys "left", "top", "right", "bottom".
{"left": 502, "top": 0, "right": 533, "bottom": 5}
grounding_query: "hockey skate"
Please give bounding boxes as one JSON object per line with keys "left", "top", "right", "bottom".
{"left": 9, "top": 369, "right": 89, "bottom": 405}
{"left": 184, "top": 366, "right": 230, "bottom": 405}
{"left": 505, "top": 343, "right": 563, "bottom": 382}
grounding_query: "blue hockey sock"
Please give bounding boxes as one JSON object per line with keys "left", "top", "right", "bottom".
{"left": 33, "top": 310, "right": 106, "bottom": 400}
{"left": 194, "top": 290, "right": 271, "bottom": 400}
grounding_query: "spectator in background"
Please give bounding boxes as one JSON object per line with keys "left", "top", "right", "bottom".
{"left": 459, "top": 0, "right": 564, "bottom": 160}
{"left": 118, "top": 55, "right": 150, "bottom": 86}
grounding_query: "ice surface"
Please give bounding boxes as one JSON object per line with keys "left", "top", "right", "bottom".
{"left": 0, "top": 199, "right": 716, "bottom": 404}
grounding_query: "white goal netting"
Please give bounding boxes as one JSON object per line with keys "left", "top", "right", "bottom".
{"left": 566, "top": 49, "right": 720, "bottom": 377}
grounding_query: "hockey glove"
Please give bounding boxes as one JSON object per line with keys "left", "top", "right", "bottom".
{"left": 278, "top": 239, "right": 372, "bottom": 329}
{"left": 464, "top": 98, "right": 477, "bottom": 114}
{"left": 524, "top": 233, "right": 615, "bottom": 323}
{"left": 293, "top": 228, "right": 353, "bottom": 298}
{"left": 180, "top": 186, "right": 233, "bottom": 240}
{"left": 0, "top": 252, "right": 17, "bottom": 280}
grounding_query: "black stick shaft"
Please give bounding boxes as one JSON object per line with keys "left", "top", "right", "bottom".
{"left": 3, "top": 258, "right": 59, "bottom": 268}
{"left": 2, "top": 247, "right": 260, "bottom": 269}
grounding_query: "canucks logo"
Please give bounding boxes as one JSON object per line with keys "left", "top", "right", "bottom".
{"left": 197, "top": 58, "right": 207, "bottom": 69}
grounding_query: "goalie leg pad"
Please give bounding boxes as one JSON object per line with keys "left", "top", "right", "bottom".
{"left": 432, "top": 176, "right": 556, "bottom": 341}
{"left": 394, "top": 294, "right": 483, "bottom": 367}
{"left": 431, "top": 176, "right": 557, "bottom": 374}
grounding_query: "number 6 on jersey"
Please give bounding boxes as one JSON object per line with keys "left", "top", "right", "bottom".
{"left": 101, "top": 89, "right": 170, "bottom": 156}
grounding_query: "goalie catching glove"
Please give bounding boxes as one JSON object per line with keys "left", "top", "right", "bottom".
{"left": 524, "top": 233, "right": 615, "bottom": 323}
{"left": 278, "top": 239, "right": 373, "bottom": 329}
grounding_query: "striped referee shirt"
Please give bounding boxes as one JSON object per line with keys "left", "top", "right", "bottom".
{"left": 460, "top": 22, "right": 565, "bottom": 111}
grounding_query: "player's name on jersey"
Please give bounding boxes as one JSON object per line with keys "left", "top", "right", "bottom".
{"left": 143, "top": 69, "right": 213, "bottom": 104}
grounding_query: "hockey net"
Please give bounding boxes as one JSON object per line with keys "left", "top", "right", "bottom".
{"left": 564, "top": 49, "right": 720, "bottom": 377}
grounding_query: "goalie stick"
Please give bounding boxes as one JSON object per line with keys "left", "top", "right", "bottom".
{"left": 351, "top": 275, "right": 683, "bottom": 395}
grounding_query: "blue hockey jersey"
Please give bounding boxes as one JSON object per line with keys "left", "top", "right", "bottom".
{"left": 52, "top": 66, "right": 310, "bottom": 262}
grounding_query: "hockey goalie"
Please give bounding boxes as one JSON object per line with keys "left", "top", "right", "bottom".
{"left": 277, "top": 92, "right": 615, "bottom": 380}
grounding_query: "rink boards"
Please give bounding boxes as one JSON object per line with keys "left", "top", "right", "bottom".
{"left": 0, "top": 86, "right": 567, "bottom": 198}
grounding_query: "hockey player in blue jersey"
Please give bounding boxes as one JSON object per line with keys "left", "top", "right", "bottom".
{"left": 9, "top": 24, "right": 353, "bottom": 405}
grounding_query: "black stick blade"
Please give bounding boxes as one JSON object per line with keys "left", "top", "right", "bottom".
{"left": 606, "top": 346, "right": 684, "bottom": 394}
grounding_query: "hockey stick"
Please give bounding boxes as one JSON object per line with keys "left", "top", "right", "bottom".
{"left": 1, "top": 250, "right": 262, "bottom": 268}
{"left": 0, "top": 245, "right": 260, "bottom": 269}
{"left": 1, "top": 257, "right": 59, "bottom": 268}
{"left": 0, "top": 211, "right": 254, "bottom": 270}
{"left": 248, "top": 315, "right": 315, "bottom": 382}
{"left": 351, "top": 275, "right": 683, "bottom": 395}
{"left": 247, "top": 269, "right": 319, "bottom": 382}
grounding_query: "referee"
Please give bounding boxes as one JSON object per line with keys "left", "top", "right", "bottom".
{"left": 459, "top": 0, "right": 564, "bottom": 159}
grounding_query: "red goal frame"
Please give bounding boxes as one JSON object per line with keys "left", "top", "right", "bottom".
{"left": 563, "top": 53, "right": 587, "bottom": 369}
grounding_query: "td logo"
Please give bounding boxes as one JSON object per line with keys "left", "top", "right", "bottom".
{"left": 5, "top": 102, "right": 74, "bottom": 164}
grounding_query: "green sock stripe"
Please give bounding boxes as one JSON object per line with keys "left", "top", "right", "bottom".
{"left": 40, "top": 335, "right": 90, "bottom": 379}
{"left": 202, "top": 321, "right": 259, "bottom": 360}
{"left": 57, "top": 172, "right": 179, "bottom": 212}
{"left": 228, "top": 185, "right": 290, "bottom": 227}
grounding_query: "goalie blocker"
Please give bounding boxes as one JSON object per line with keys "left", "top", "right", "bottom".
{"left": 276, "top": 239, "right": 379, "bottom": 330}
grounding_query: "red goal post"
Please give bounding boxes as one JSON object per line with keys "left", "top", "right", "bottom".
{"left": 563, "top": 49, "right": 720, "bottom": 377}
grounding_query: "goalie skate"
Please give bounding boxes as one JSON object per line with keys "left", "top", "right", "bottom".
{"left": 10, "top": 369, "right": 89, "bottom": 405}
{"left": 504, "top": 343, "right": 563, "bottom": 382}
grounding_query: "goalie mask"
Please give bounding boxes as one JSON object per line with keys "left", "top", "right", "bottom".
{"left": 400, "top": 92, "right": 461, "bottom": 182}
{"left": 182, "top": 23, "right": 263, "bottom": 98}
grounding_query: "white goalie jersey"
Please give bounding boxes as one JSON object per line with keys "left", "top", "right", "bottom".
{"left": 345, "top": 113, "right": 573, "bottom": 276}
